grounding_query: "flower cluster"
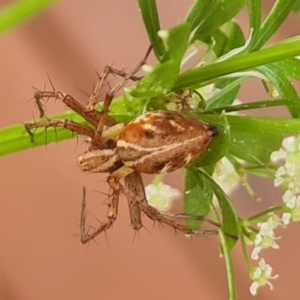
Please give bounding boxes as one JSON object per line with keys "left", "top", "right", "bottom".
{"left": 246, "top": 136, "right": 300, "bottom": 295}
{"left": 249, "top": 258, "right": 279, "bottom": 296}
{"left": 271, "top": 136, "right": 300, "bottom": 225}
{"left": 145, "top": 136, "right": 300, "bottom": 297}
{"left": 145, "top": 179, "right": 181, "bottom": 212}
{"left": 212, "top": 157, "right": 241, "bottom": 197}
{"left": 251, "top": 217, "right": 280, "bottom": 261}
{"left": 247, "top": 135, "right": 300, "bottom": 295}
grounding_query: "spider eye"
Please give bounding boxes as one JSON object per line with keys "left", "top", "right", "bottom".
{"left": 100, "top": 139, "right": 116, "bottom": 150}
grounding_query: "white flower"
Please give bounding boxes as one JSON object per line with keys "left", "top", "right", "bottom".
{"left": 251, "top": 217, "right": 280, "bottom": 260}
{"left": 282, "top": 136, "right": 297, "bottom": 152}
{"left": 282, "top": 212, "right": 292, "bottom": 225}
{"left": 272, "top": 136, "right": 300, "bottom": 194}
{"left": 249, "top": 258, "right": 278, "bottom": 295}
{"left": 197, "top": 84, "right": 215, "bottom": 100}
{"left": 145, "top": 182, "right": 181, "bottom": 212}
{"left": 212, "top": 157, "right": 241, "bottom": 196}
{"left": 270, "top": 148, "right": 287, "bottom": 162}
{"left": 281, "top": 190, "right": 300, "bottom": 225}
{"left": 282, "top": 190, "right": 296, "bottom": 207}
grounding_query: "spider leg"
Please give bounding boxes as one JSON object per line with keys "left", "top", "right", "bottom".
{"left": 110, "top": 176, "right": 236, "bottom": 239}
{"left": 107, "top": 175, "right": 200, "bottom": 235}
{"left": 90, "top": 46, "right": 152, "bottom": 149}
{"left": 140, "top": 202, "right": 237, "bottom": 239}
{"left": 80, "top": 185, "right": 119, "bottom": 244}
{"left": 32, "top": 87, "right": 46, "bottom": 118}
{"left": 86, "top": 67, "right": 111, "bottom": 111}
{"left": 25, "top": 119, "right": 95, "bottom": 142}
{"left": 109, "top": 45, "right": 152, "bottom": 95}
{"left": 79, "top": 171, "right": 141, "bottom": 243}
{"left": 105, "top": 66, "right": 143, "bottom": 82}
{"left": 124, "top": 171, "right": 147, "bottom": 231}
{"left": 139, "top": 201, "right": 214, "bottom": 235}
{"left": 33, "top": 86, "right": 102, "bottom": 127}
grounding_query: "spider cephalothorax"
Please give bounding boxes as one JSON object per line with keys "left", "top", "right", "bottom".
{"left": 25, "top": 50, "right": 224, "bottom": 244}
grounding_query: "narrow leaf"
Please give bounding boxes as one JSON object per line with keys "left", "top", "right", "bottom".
{"left": 257, "top": 64, "right": 300, "bottom": 117}
{"left": 130, "top": 23, "right": 191, "bottom": 98}
{"left": 246, "top": 0, "right": 262, "bottom": 39}
{"left": 137, "top": 0, "right": 165, "bottom": 59}
{"left": 174, "top": 36, "right": 300, "bottom": 90}
{"left": 184, "top": 0, "right": 216, "bottom": 30}
{"left": 250, "top": 0, "right": 296, "bottom": 50}
{"left": 0, "top": 0, "right": 57, "bottom": 36}
{"left": 184, "top": 168, "right": 212, "bottom": 229}
{"left": 199, "top": 170, "right": 239, "bottom": 251}
{"left": 191, "top": 0, "right": 246, "bottom": 40}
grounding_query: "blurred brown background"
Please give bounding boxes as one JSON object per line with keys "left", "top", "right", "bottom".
{"left": 1, "top": 1, "right": 300, "bottom": 299}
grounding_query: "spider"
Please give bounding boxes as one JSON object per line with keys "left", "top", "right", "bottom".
{"left": 25, "top": 49, "right": 227, "bottom": 244}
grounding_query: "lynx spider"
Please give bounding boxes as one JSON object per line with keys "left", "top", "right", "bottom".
{"left": 25, "top": 48, "right": 229, "bottom": 244}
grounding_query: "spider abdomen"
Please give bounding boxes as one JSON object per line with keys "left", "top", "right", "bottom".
{"left": 117, "top": 111, "right": 217, "bottom": 174}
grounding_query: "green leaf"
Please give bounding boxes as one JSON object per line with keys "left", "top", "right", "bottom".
{"left": 244, "top": 165, "right": 276, "bottom": 178}
{"left": 202, "top": 21, "right": 245, "bottom": 60}
{"left": 246, "top": 0, "right": 262, "bottom": 39}
{"left": 293, "top": 0, "right": 300, "bottom": 11}
{"left": 174, "top": 36, "right": 300, "bottom": 90}
{"left": 184, "top": 167, "right": 212, "bottom": 229}
{"left": 0, "top": 118, "right": 78, "bottom": 157}
{"left": 204, "top": 28, "right": 228, "bottom": 58}
{"left": 190, "top": 0, "right": 246, "bottom": 40}
{"left": 250, "top": 0, "right": 296, "bottom": 50}
{"left": 198, "top": 114, "right": 300, "bottom": 164}
{"left": 206, "top": 77, "right": 248, "bottom": 109}
{"left": 110, "top": 93, "right": 147, "bottom": 121}
{"left": 213, "top": 78, "right": 241, "bottom": 107}
{"left": 162, "top": 23, "right": 191, "bottom": 63}
{"left": 257, "top": 64, "right": 300, "bottom": 118}
{"left": 220, "top": 22, "right": 245, "bottom": 55}
{"left": 199, "top": 170, "right": 239, "bottom": 251}
{"left": 191, "top": 113, "right": 231, "bottom": 166}
{"left": 0, "top": 110, "right": 98, "bottom": 156}
{"left": 137, "top": 0, "right": 165, "bottom": 59}
{"left": 272, "top": 58, "right": 300, "bottom": 81}
{"left": 224, "top": 115, "right": 300, "bottom": 135}
{"left": 229, "top": 131, "right": 282, "bottom": 164}
{"left": 129, "top": 23, "right": 191, "bottom": 98}
{"left": 129, "top": 61, "right": 175, "bottom": 98}
{"left": 184, "top": 0, "right": 217, "bottom": 30}
{"left": 0, "top": 0, "right": 57, "bottom": 36}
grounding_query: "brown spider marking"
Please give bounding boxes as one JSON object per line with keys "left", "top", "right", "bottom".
{"left": 25, "top": 46, "right": 231, "bottom": 244}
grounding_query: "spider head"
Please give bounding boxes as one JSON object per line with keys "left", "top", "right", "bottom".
{"left": 78, "top": 139, "right": 124, "bottom": 173}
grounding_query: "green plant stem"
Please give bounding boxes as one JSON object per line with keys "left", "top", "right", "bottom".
{"left": 247, "top": 205, "right": 285, "bottom": 223}
{"left": 210, "top": 205, "right": 236, "bottom": 300}
{"left": 210, "top": 99, "right": 297, "bottom": 114}
{"left": 240, "top": 234, "right": 253, "bottom": 272}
